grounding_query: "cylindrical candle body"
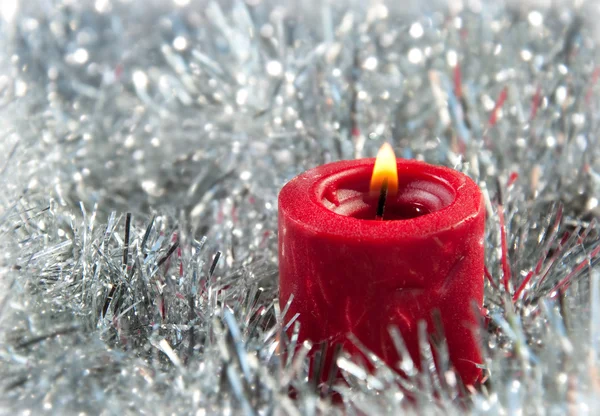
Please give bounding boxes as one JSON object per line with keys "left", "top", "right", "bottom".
{"left": 278, "top": 159, "right": 485, "bottom": 385}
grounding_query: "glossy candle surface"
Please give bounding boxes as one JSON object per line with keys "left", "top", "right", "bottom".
{"left": 278, "top": 159, "right": 485, "bottom": 385}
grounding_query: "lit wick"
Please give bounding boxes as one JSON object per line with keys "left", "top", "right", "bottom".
{"left": 370, "top": 143, "right": 398, "bottom": 220}
{"left": 375, "top": 178, "right": 388, "bottom": 220}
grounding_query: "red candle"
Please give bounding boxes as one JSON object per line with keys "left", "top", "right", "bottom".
{"left": 278, "top": 145, "right": 485, "bottom": 385}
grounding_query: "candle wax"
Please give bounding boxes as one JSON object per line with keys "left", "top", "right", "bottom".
{"left": 278, "top": 159, "right": 485, "bottom": 385}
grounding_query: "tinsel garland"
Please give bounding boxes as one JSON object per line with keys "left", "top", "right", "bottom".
{"left": 1, "top": 0, "right": 600, "bottom": 414}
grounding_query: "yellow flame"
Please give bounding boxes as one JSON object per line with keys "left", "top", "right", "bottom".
{"left": 370, "top": 143, "right": 398, "bottom": 195}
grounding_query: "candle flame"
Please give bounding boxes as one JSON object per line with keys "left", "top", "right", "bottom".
{"left": 370, "top": 143, "right": 398, "bottom": 196}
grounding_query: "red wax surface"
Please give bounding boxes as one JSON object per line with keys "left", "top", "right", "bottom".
{"left": 278, "top": 159, "right": 485, "bottom": 385}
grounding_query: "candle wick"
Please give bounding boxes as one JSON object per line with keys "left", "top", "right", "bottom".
{"left": 375, "top": 178, "right": 388, "bottom": 220}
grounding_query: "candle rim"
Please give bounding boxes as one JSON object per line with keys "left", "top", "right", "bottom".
{"left": 317, "top": 167, "right": 455, "bottom": 220}
{"left": 279, "top": 159, "right": 483, "bottom": 240}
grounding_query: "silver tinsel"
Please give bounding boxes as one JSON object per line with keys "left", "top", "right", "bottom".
{"left": 1, "top": 0, "right": 600, "bottom": 414}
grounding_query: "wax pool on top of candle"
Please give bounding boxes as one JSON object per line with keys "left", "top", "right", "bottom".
{"left": 278, "top": 156, "right": 485, "bottom": 385}
{"left": 317, "top": 164, "right": 455, "bottom": 221}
